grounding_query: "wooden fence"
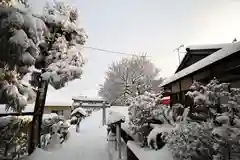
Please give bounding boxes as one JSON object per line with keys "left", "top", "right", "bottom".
{"left": 108, "top": 121, "right": 139, "bottom": 160}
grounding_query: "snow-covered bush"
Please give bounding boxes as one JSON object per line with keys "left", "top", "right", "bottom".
{"left": 167, "top": 120, "right": 215, "bottom": 160}
{"left": 128, "top": 91, "right": 163, "bottom": 146}
{"left": 0, "top": 0, "right": 87, "bottom": 111}
{"left": 147, "top": 124, "right": 174, "bottom": 150}
{"left": 167, "top": 79, "right": 240, "bottom": 160}
{"left": 147, "top": 104, "right": 189, "bottom": 150}
{"left": 0, "top": 113, "right": 69, "bottom": 159}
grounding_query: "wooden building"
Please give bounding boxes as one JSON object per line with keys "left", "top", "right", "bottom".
{"left": 161, "top": 42, "right": 240, "bottom": 106}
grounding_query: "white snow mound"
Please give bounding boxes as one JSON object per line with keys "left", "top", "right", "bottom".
{"left": 107, "top": 109, "right": 125, "bottom": 125}
{"left": 71, "top": 107, "right": 87, "bottom": 116}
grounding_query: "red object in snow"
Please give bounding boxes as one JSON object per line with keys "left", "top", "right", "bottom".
{"left": 161, "top": 96, "right": 171, "bottom": 105}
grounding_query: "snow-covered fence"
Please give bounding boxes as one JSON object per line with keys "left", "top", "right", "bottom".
{"left": 107, "top": 109, "right": 126, "bottom": 159}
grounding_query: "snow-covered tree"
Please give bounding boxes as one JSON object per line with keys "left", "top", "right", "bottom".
{"left": 0, "top": 0, "right": 87, "bottom": 111}
{"left": 99, "top": 56, "right": 160, "bottom": 105}
{"left": 167, "top": 79, "right": 240, "bottom": 160}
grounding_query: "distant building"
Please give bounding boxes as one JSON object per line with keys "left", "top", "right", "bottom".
{"left": 161, "top": 42, "right": 240, "bottom": 106}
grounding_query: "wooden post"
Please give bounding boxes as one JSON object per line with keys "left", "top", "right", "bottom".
{"left": 28, "top": 70, "right": 48, "bottom": 155}
{"left": 102, "top": 102, "right": 106, "bottom": 125}
{"left": 116, "top": 124, "right": 121, "bottom": 159}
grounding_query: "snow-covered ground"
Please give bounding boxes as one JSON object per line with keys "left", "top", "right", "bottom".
{"left": 28, "top": 110, "right": 111, "bottom": 160}
{"left": 26, "top": 106, "right": 173, "bottom": 160}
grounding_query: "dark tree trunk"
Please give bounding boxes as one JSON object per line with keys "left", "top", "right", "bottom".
{"left": 28, "top": 70, "right": 49, "bottom": 155}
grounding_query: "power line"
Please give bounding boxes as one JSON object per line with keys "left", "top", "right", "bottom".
{"left": 83, "top": 46, "right": 150, "bottom": 57}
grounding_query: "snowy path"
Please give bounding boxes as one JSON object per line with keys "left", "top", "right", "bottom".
{"left": 29, "top": 110, "right": 111, "bottom": 160}
{"left": 65, "top": 110, "right": 111, "bottom": 160}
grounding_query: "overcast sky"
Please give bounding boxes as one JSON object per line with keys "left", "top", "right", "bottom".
{"left": 30, "top": 0, "right": 240, "bottom": 98}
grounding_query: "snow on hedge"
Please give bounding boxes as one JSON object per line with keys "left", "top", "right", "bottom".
{"left": 107, "top": 109, "right": 125, "bottom": 125}
{"left": 0, "top": 103, "right": 34, "bottom": 113}
{"left": 147, "top": 124, "right": 175, "bottom": 150}
{"left": 127, "top": 140, "right": 173, "bottom": 160}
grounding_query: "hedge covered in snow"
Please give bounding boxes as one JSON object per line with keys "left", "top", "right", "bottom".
{"left": 167, "top": 79, "right": 240, "bottom": 160}
{"left": 124, "top": 78, "right": 240, "bottom": 160}
{"left": 0, "top": 113, "right": 70, "bottom": 159}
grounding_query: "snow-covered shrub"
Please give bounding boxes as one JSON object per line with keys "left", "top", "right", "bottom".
{"left": 41, "top": 114, "right": 70, "bottom": 148}
{"left": 168, "top": 79, "right": 240, "bottom": 160}
{"left": 0, "top": 113, "right": 69, "bottom": 159}
{"left": 0, "top": 116, "right": 31, "bottom": 159}
{"left": 167, "top": 120, "right": 215, "bottom": 160}
{"left": 147, "top": 104, "right": 189, "bottom": 150}
{"left": 0, "top": 0, "right": 87, "bottom": 111}
{"left": 128, "top": 91, "right": 163, "bottom": 146}
{"left": 147, "top": 124, "right": 174, "bottom": 150}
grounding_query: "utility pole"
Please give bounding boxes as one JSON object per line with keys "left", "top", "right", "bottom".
{"left": 173, "top": 44, "right": 184, "bottom": 65}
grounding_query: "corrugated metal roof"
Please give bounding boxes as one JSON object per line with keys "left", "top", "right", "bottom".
{"left": 161, "top": 42, "right": 240, "bottom": 87}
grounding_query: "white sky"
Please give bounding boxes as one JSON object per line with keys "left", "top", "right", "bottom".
{"left": 30, "top": 0, "right": 240, "bottom": 97}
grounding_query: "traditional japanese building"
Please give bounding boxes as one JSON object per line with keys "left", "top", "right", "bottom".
{"left": 161, "top": 42, "right": 240, "bottom": 106}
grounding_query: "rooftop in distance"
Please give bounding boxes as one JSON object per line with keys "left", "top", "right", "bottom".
{"left": 72, "top": 96, "right": 105, "bottom": 103}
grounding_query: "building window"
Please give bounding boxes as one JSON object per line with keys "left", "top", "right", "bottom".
{"left": 51, "top": 110, "right": 64, "bottom": 116}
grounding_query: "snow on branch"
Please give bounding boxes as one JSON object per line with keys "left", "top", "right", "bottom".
{"left": 98, "top": 56, "right": 161, "bottom": 105}
{"left": 0, "top": 0, "right": 87, "bottom": 112}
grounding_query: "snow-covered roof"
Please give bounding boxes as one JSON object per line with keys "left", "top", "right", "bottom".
{"left": 161, "top": 42, "right": 240, "bottom": 87}
{"left": 72, "top": 96, "right": 105, "bottom": 102}
{"left": 175, "top": 43, "right": 232, "bottom": 74}
{"left": 45, "top": 89, "right": 73, "bottom": 107}
{"left": 186, "top": 43, "right": 231, "bottom": 51}
{"left": 81, "top": 103, "right": 110, "bottom": 108}
{"left": 71, "top": 107, "right": 87, "bottom": 116}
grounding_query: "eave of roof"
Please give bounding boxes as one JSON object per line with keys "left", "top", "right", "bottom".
{"left": 161, "top": 42, "right": 240, "bottom": 87}
{"left": 175, "top": 43, "right": 231, "bottom": 73}
{"left": 186, "top": 43, "right": 231, "bottom": 51}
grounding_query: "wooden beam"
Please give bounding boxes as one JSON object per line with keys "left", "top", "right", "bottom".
{"left": 72, "top": 98, "right": 105, "bottom": 104}
{"left": 0, "top": 112, "right": 39, "bottom": 117}
{"left": 102, "top": 107, "right": 106, "bottom": 125}
{"left": 116, "top": 124, "right": 121, "bottom": 159}
{"left": 73, "top": 100, "right": 105, "bottom": 103}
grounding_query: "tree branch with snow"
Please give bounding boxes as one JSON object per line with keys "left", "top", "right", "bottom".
{"left": 98, "top": 55, "right": 161, "bottom": 105}
{"left": 0, "top": 0, "right": 87, "bottom": 111}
